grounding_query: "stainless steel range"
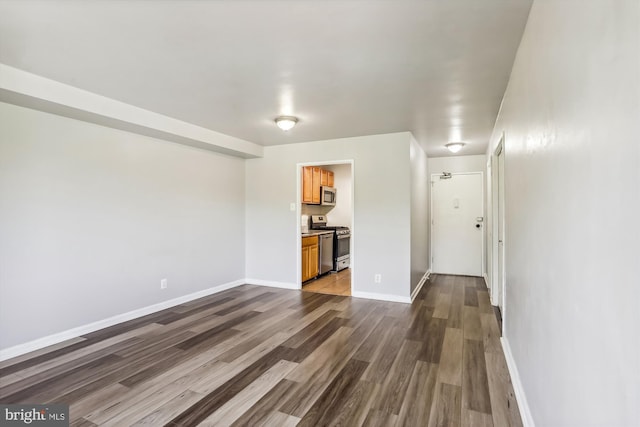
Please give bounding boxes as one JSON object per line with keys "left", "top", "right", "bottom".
{"left": 309, "top": 215, "right": 350, "bottom": 272}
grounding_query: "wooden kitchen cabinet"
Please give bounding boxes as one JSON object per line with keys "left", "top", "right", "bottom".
{"left": 302, "top": 166, "right": 322, "bottom": 204}
{"left": 302, "top": 166, "right": 332, "bottom": 204}
{"left": 302, "top": 235, "right": 319, "bottom": 282}
{"left": 302, "top": 166, "right": 314, "bottom": 203}
{"left": 321, "top": 169, "right": 334, "bottom": 187}
{"left": 311, "top": 167, "right": 321, "bottom": 203}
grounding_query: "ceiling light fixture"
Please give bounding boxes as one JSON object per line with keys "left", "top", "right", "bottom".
{"left": 275, "top": 116, "right": 298, "bottom": 131}
{"left": 445, "top": 142, "right": 465, "bottom": 153}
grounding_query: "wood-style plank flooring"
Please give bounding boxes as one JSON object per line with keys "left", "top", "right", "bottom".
{"left": 302, "top": 268, "right": 351, "bottom": 296}
{"left": 0, "top": 274, "right": 522, "bottom": 426}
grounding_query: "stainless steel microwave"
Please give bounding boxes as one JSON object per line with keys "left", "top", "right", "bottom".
{"left": 321, "top": 186, "right": 336, "bottom": 206}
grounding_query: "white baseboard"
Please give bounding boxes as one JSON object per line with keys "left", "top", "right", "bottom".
{"left": 0, "top": 279, "right": 245, "bottom": 362}
{"left": 501, "top": 336, "right": 535, "bottom": 427}
{"left": 244, "top": 278, "right": 299, "bottom": 290}
{"left": 352, "top": 291, "right": 411, "bottom": 304}
{"left": 410, "top": 269, "right": 431, "bottom": 302}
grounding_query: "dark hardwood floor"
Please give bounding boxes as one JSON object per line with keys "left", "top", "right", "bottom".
{"left": 0, "top": 275, "right": 522, "bottom": 426}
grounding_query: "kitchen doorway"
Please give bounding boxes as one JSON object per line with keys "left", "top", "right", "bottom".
{"left": 297, "top": 160, "right": 354, "bottom": 297}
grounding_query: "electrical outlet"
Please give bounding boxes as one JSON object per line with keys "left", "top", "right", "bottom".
{"left": 160, "top": 278, "right": 168, "bottom": 289}
{"left": 374, "top": 274, "right": 382, "bottom": 284}
{"left": 290, "top": 202, "right": 296, "bottom": 211}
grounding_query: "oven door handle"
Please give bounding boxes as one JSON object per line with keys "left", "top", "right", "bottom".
{"left": 336, "top": 234, "right": 351, "bottom": 239}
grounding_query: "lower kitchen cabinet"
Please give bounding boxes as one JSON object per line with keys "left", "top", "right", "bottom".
{"left": 302, "top": 235, "right": 319, "bottom": 282}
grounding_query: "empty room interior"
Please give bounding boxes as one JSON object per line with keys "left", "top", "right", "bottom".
{"left": 0, "top": 1, "right": 638, "bottom": 426}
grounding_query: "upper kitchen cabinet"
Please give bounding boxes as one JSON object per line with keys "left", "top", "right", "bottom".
{"left": 302, "top": 166, "right": 335, "bottom": 205}
{"left": 321, "top": 169, "right": 334, "bottom": 187}
{"left": 302, "top": 166, "right": 321, "bottom": 204}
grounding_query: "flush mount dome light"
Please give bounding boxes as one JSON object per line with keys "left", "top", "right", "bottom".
{"left": 445, "top": 142, "right": 465, "bottom": 153}
{"left": 275, "top": 116, "right": 298, "bottom": 131}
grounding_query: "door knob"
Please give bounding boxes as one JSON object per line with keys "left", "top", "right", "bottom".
{"left": 476, "top": 224, "right": 481, "bottom": 228}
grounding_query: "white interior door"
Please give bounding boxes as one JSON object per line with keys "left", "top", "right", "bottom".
{"left": 431, "top": 172, "right": 483, "bottom": 276}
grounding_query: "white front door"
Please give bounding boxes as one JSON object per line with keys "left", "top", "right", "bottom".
{"left": 431, "top": 172, "right": 484, "bottom": 276}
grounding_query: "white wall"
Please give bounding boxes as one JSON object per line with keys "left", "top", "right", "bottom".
{"left": 487, "top": 1, "right": 640, "bottom": 425}
{"left": 0, "top": 102, "right": 246, "bottom": 351}
{"left": 245, "top": 132, "right": 412, "bottom": 300}
{"left": 410, "top": 137, "right": 429, "bottom": 294}
{"left": 428, "top": 154, "right": 486, "bottom": 175}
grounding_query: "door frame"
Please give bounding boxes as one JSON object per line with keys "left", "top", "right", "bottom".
{"left": 429, "top": 171, "right": 485, "bottom": 277}
{"left": 296, "top": 159, "right": 355, "bottom": 292}
{"left": 491, "top": 133, "right": 506, "bottom": 332}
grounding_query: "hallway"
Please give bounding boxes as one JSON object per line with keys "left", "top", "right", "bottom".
{"left": 0, "top": 274, "right": 521, "bottom": 426}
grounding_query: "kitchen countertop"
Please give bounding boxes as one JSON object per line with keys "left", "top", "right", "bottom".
{"left": 301, "top": 230, "right": 334, "bottom": 237}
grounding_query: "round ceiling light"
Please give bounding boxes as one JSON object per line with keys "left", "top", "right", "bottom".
{"left": 275, "top": 116, "right": 298, "bottom": 131}
{"left": 445, "top": 142, "right": 465, "bottom": 153}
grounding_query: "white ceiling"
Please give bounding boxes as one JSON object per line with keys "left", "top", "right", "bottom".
{"left": 0, "top": 0, "right": 532, "bottom": 157}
